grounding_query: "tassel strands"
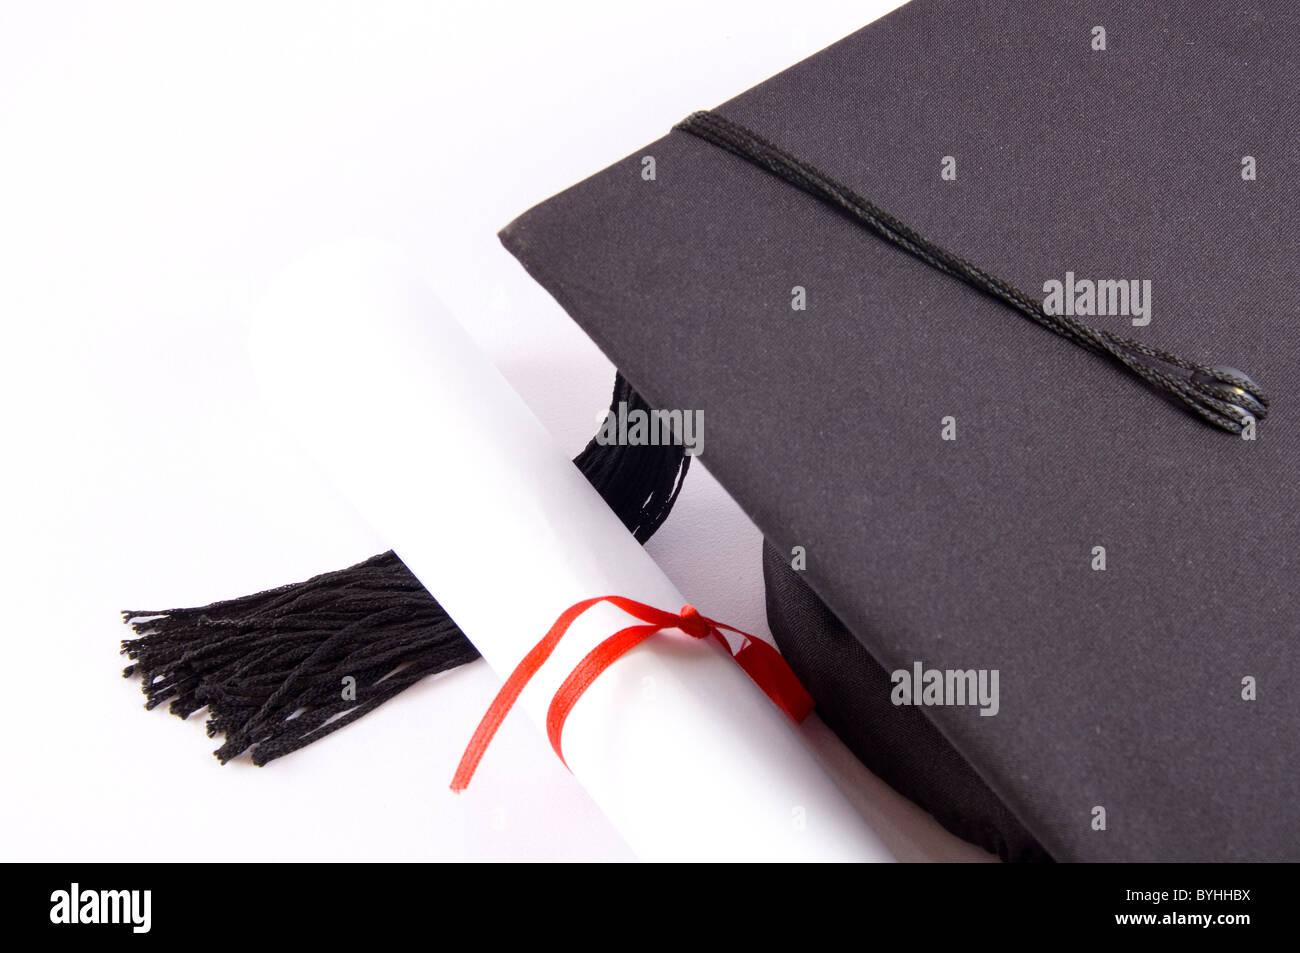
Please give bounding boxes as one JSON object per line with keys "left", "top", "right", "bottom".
{"left": 122, "top": 552, "right": 479, "bottom": 765}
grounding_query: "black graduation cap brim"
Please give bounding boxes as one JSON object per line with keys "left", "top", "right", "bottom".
{"left": 500, "top": 0, "right": 1300, "bottom": 861}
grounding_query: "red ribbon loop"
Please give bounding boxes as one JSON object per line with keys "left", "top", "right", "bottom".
{"left": 450, "top": 596, "right": 814, "bottom": 792}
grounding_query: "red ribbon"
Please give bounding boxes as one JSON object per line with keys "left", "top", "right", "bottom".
{"left": 450, "top": 595, "right": 815, "bottom": 792}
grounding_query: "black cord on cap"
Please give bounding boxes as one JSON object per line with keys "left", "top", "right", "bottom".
{"left": 675, "top": 109, "right": 1270, "bottom": 435}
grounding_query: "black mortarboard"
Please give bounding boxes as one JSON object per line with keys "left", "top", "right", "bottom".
{"left": 495, "top": 0, "right": 1300, "bottom": 861}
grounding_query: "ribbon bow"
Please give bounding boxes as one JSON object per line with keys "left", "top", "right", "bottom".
{"left": 450, "top": 595, "right": 814, "bottom": 792}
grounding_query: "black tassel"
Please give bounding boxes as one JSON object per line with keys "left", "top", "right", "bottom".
{"left": 122, "top": 373, "right": 690, "bottom": 765}
{"left": 575, "top": 372, "right": 690, "bottom": 543}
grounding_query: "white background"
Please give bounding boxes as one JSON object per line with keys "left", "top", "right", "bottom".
{"left": 0, "top": 0, "right": 990, "bottom": 861}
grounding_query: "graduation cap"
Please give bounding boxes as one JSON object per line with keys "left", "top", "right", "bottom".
{"left": 495, "top": 0, "right": 1296, "bottom": 861}
{"left": 123, "top": 0, "right": 1296, "bottom": 861}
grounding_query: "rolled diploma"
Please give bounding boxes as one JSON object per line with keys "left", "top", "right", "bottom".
{"left": 249, "top": 239, "right": 892, "bottom": 862}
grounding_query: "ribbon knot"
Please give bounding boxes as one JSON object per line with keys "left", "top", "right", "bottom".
{"left": 676, "top": 604, "right": 711, "bottom": 639}
{"left": 450, "top": 595, "right": 815, "bottom": 792}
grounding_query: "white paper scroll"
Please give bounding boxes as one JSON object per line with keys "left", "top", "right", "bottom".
{"left": 248, "top": 239, "right": 893, "bottom": 862}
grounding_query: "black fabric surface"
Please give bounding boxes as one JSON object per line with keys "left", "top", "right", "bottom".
{"left": 500, "top": 0, "right": 1300, "bottom": 860}
{"left": 763, "top": 541, "right": 1050, "bottom": 862}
